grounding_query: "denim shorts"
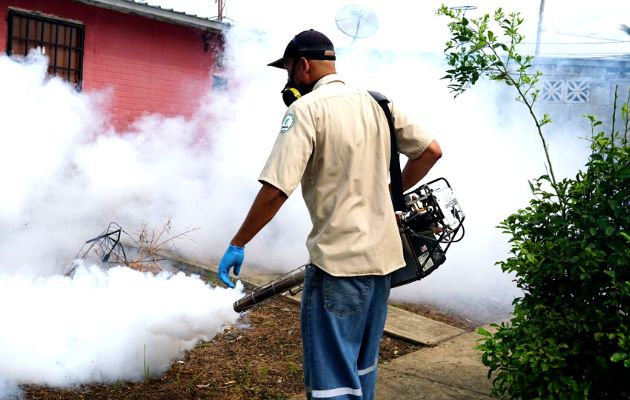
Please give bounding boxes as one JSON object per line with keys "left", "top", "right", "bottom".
{"left": 301, "top": 265, "right": 391, "bottom": 399}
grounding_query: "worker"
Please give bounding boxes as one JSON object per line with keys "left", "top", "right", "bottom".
{"left": 218, "top": 29, "right": 442, "bottom": 399}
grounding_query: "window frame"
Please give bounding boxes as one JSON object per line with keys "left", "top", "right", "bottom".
{"left": 6, "top": 9, "right": 85, "bottom": 89}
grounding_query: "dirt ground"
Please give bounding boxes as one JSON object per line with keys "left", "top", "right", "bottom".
{"left": 22, "top": 259, "right": 483, "bottom": 400}
{"left": 23, "top": 295, "right": 433, "bottom": 400}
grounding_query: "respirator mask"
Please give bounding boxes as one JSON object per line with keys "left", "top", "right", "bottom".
{"left": 281, "top": 59, "right": 316, "bottom": 107}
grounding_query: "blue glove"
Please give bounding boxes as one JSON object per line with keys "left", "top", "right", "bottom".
{"left": 218, "top": 244, "right": 244, "bottom": 288}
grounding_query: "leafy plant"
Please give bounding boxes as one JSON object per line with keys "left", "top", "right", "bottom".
{"left": 438, "top": 5, "right": 630, "bottom": 399}
{"left": 437, "top": 6, "right": 561, "bottom": 201}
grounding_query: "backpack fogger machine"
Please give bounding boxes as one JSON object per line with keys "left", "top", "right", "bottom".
{"left": 233, "top": 177, "right": 465, "bottom": 313}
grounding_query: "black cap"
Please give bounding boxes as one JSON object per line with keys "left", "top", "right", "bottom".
{"left": 268, "top": 29, "right": 336, "bottom": 69}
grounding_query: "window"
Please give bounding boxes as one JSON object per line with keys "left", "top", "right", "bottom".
{"left": 6, "top": 10, "right": 84, "bottom": 88}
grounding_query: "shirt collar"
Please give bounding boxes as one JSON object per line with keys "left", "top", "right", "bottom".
{"left": 313, "top": 73, "right": 344, "bottom": 91}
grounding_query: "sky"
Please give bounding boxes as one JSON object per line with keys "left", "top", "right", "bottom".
{"left": 148, "top": 0, "right": 630, "bottom": 57}
{"left": 0, "top": 0, "right": 627, "bottom": 395}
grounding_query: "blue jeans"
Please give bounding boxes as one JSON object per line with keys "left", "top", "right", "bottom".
{"left": 301, "top": 265, "right": 391, "bottom": 400}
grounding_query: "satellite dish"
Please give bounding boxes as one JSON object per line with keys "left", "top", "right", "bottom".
{"left": 449, "top": 5, "right": 477, "bottom": 17}
{"left": 335, "top": 4, "right": 379, "bottom": 44}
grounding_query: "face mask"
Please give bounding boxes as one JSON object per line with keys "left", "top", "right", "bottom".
{"left": 282, "top": 81, "right": 316, "bottom": 107}
{"left": 281, "top": 58, "right": 315, "bottom": 107}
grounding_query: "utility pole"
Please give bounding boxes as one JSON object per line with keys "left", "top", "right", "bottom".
{"left": 535, "top": 0, "right": 545, "bottom": 56}
{"left": 217, "top": 0, "right": 223, "bottom": 22}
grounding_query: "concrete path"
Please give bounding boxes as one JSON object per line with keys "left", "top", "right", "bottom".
{"left": 385, "top": 306, "right": 463, "bottom": 347}
{"left": 165, "top": 253, "right": 495, "bottom": 399}
{"left": 376, "top": 328, "right": 494, "bottom": 399}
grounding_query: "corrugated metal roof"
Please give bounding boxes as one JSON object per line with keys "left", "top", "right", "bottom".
{"left": 72, "top": 0, "right": 229, "bottom": 31}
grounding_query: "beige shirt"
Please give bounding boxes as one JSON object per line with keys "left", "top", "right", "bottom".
{"left": 259, "top": 74, "right": 434, "bottom": 276}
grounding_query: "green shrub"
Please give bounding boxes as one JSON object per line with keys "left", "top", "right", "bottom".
{"left": 438, "top": 5, "right": 630, "bottom": 398}
{"left": 480, "top": 124, "right": 630, "bottom": 398}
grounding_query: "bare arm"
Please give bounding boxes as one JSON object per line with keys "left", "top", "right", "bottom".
{"left": 401, "top": 139, "right": 443, "bottom": 191}
{"left": 231, "top": 182, "right": 288, "bottom": 247}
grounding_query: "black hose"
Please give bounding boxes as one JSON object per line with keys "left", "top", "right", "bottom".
{"left": 233, "top": 267, "right": 306, "bottom": 313}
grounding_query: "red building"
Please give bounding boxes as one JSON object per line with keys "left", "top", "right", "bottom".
{"left": 1, "top": 0, "right": 227, "bottom": 129}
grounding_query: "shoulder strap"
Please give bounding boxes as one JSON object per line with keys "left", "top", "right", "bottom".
{"left": 368, "top": 91, "right": 405, "bottom": 212}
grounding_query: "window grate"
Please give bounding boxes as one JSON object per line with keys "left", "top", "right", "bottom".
{"left": 6, "top": 10, "right": 84, "bottom": 89}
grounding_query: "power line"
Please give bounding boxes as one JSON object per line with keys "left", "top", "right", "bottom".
{"left": 524, "top": 41, "right": 630, "bottom": 45}
{"left": 536, "top": 52, "right": 630, "bottom": 58}
{"left": 548, "top": 30, "right": 629, "bottom": 42}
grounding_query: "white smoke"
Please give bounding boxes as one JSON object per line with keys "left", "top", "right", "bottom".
{"left": 194, "top": 0, "right": 606, "bottom": 321}
{"left": 0, "top": 44, "right": 278, "bottom": 396}
{"left": 1, "top": 1, "right": 620, "bottom": 394}
{"left": 0, "top": 25, "right": 313, "bottom": 395}
{"left": 0, "top": 264, "right": 241, "bottom": 386}
{"left": 0, "top": 46, "right": 309, "bottom": 276}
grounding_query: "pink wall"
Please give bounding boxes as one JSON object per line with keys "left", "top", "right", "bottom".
{"left": 1, "top": 0, "right": 224, "bottom": 130}
{"left": 0, "top": 1, "right": 5, "bottom": 54}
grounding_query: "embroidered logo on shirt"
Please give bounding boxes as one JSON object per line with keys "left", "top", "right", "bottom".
{"left": 280, "top": 112, "right": 296, "bottom": 134}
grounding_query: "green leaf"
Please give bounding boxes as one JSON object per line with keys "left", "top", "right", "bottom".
{"left": 595, "top": 356, "right": 607, "bottom": 370}
{"left": 478, "top": 327, "right": 492, "bottom": 337}
{"left": 608, "top": 199, "right": 620, "bottom": 212}
{"left": 611, "top": 352, "right": 627, "bottom": 362}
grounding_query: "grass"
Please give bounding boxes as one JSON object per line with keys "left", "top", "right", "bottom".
{"left": 143, "top": 345, "right": 150, "bottom": 382}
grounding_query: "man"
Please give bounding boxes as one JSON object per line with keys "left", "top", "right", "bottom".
{"left": 217, "top": 29, "right": 442, "bottom": 399}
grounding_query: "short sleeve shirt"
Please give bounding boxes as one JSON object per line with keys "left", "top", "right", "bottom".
{"left": 259, "top": 74, "right": 434, "bottom": 276}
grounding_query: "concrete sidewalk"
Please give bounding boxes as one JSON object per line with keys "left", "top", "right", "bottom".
{"left": 376, "top": 328, "right": 494, "bottom": 399}
{"left": 166, "top": 253, "right": 495, "bottom": 399}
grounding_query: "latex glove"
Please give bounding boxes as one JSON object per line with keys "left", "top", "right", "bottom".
{"left": 218, "top": 244, "right": 244, "bottom": 288}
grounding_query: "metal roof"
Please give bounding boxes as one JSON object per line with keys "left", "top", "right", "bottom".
{"left": 72, "top": 0, "right": 228, "bottom": 31}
